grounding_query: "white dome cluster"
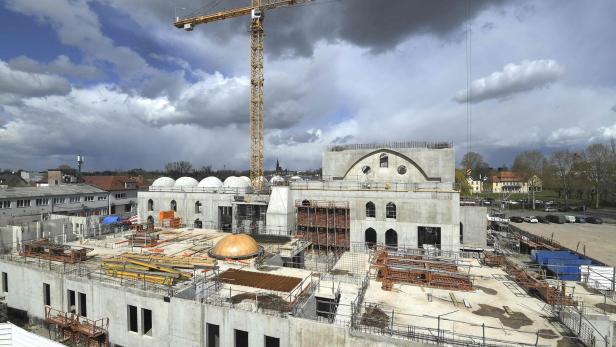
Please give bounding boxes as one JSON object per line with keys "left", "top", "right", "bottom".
{"left": 270, "top": 175, "right": 285, "bottom": 185}
{"left": 174, "top": 176, "right": 199, "bottom": 188}
{"left": 198, "top": 176, "right": 223, "bottom": 188}
{"left": 151, "top": 177, "right": 175, "bottom": 187}
{"left": 223, "top": 176, "right": 251, "bottom": 189}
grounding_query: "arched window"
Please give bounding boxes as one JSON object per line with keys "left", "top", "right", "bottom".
{"left": 147, "top": 199, "right": 154, "bottom": 211}
{"left": 170, "top": 200, "right": 177, "bottom": 212}
{"left": 365, "top": 228, "right": 377, "bottom": 248}
{"left": 385, "top": 229, "right": 398, "bottom": 249}
{"left": 146, "top": 216, "right": 154, "bottom": 225}
{"left": 194, "top": 219, "right": 203, "bottom": 228}
{"left": 379, "top": 153, "right": 388, "bottom": 168}
{"left": 195, "top": 201, "right": 202, "bottom": 214}
{"left": 386, "top": 202, "right": 396, "bottom": 219}
{"left": 365, "top": 202, "right": 375, "bottom": 218}
{"left": 301, "top": 199, "right": 311, "bottom": 206}
{"left": 460, "top": 222, "right": 464, "bottom": 244}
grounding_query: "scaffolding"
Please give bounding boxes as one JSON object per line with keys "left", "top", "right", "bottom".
{"left": 44, "top": 305, "right": 109, "bottom": 347}
{"left": 295, "top": 200, "right": 350, "bottom": 250}
{"left": 233, "top": 202, "right": 267, "bottom": 234}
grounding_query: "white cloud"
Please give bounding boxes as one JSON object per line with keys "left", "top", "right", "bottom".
{"left": 546, "top": 127, "right": 587, "bottom": 146}
{"left": 454, "top": 59, "right": 564, "bottom": 103}
{"left": 0, "top": 60, "right": 70, "bottom": 99}
{"left": 598, "top": 124, "right": 616, "bottom": 139}
{"left": 8, "top": 55, "right": 101, "bottom": 80}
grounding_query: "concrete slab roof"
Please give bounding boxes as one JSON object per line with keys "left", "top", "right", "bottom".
{"left": 0, "top": 184, "right": 106, "bottom": 199}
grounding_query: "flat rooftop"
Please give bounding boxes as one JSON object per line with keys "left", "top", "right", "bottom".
{"left": 513, "top": 222, "right": 616, "bottom": 266}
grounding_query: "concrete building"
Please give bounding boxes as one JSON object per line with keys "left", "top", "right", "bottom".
{"left": 0, "top": 174, "right": 28, "bottom": 188}
{"left": 83, "top": 176, "right": 142, "bottom": 215}
{"left": 138, "top": 142, "right": 483, "bottom": 252}
{"left": 0, "top": 184, "right": 109, "bottom": 226}
{"left": 487, "top": 170, "right": 529, "bottom": 193}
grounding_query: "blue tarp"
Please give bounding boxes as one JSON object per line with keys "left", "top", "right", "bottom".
{"left": 533, "top": 250, "right": 593, "bottom": 281}
{"left": 102, "top": 216, "right": 121, "bottom": 225}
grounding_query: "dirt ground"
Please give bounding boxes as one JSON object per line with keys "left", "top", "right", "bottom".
{"left": 514, "top": 223, "right": 616, "bottom": 266}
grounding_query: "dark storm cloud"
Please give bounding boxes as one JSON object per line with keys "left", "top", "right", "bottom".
{"left": 121, "top": 0, "right": 511, "bottom": 57}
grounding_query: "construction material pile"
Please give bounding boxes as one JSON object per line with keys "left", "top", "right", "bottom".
{"left": 102, "top": 253, "right": 216, "bottom": 285}
{"left": 370, "top": 248, "right": 473, "bottom": 291}
{"left": 160, "top": 210, "right": 181, "bottom": 228}
{"left": 126, "top": 229, "right": 160, "bottom": 247}
{"left": 20, "top": 239, "right": 92, "bottom": 263}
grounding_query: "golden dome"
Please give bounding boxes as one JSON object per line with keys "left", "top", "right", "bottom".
{"left": 209, "top": 233, "right": 262, "bottom": 259}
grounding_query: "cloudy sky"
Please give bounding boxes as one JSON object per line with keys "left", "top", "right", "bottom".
{"left": 0, "top": 0, "right": 615, "bottom": 171}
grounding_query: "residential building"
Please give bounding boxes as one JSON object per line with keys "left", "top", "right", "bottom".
{"left": 82, "top": 175, "right": 142, "bottom": 215}
{"left": 0, "top": 184, "right": 108, "bottom": 226}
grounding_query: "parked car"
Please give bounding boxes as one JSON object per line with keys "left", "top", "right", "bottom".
{"left": 574, "top": 216, "right": 586, "bottom": 223}
{"left": 509, "top": 216, "right": 524, "bottom": 223}
{"left": 546, "top": 215, "right": 566, "bottom": 224}
{"left": 523, "top": 216, "right": 538, "bottom": 223}
{"left": 544, "top": 207, "right": 558, "bottom": 212}
{"left": 586, "top": 216, "right": 603, "bottom": 224}
{"left": 536, "top": 216, "right": 550, "bottom": 224}
{"left": 564, "top": 215, "right": 576, "bottom": 223}
{"left": 559, "top": 206, "right": 573, "bottom": 212}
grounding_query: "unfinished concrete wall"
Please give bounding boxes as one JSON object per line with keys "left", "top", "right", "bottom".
{"left": 322, "top": 147, "right": 454, "bottom": 183}
{"left": 459, "top": 206, "right": 487, "bottom": 249}
{"left": 0, "top": 260, "right": 436, "bottom": 347}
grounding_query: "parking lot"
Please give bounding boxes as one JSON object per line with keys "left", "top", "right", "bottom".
{"left": 512, "top": 222, "right": 616, "bottom": 267}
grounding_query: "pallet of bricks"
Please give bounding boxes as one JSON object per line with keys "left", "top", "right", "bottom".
{"left": 44, "top": 305, "right": 109, "bottom": 347}
{"left": 126, "top": 229, "right": 160, "bottom": 247}
{"left": 370, "top": 248, "right": 473, "bottom": 291}
{"left": 160, "top": 210, "right": 181, "bottom": 228}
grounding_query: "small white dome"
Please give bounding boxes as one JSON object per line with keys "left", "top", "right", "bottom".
{"left": 174, "top": 176, "right": 199, "bottom": 188}
{"left": 198, "top": 176, "right": 223, "bottom": 188}
{"left": 239, "top": 176, "right": 251, "bottom": 185}
{"left": 270, "top": 175, "right": 285, "bottom": 185}
{"left": 254, "top": 176, "right": 269, "bottom": 187}
{"left": 289, "top": 175, "right": 302, "bottom": 181}
{"left": 224, "top": 176, "right": 251, "bottom": 189}
{"left": 152, "top": 177, "right": 175, "bottom": 187}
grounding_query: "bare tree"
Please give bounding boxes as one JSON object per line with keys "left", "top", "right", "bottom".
{"left": 582, "top": 143, "right": 612, "bottom": 208}
{"left": 164, "top": 161, "right": 193, "bottom": 178}
{"left": 460, "top": 151, "right": 491, "bottom": 179}
{"left": 549, "top": 150, "right": 578, "bottom": 206}
{"left": 512, "top": 150, "right": 546, "bottom": 209}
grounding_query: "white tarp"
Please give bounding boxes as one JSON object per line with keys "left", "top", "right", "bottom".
{"left": 580, "top": 265, "right": 614, "bottom": 291}
{"left": 0, "top": 322, "right": 66, "bottom": 347}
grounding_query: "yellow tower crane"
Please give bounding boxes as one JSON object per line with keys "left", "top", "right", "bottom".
{"left": 174, "top": 0, "right": 311, "bottom": 190}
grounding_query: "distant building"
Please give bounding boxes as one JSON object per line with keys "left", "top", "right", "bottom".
{"left": 466, "top": 176, "right": 484, "bottom": 194}
{"left": 19, "top": 171, "right": 48, "bottom": 185}
{"left": 0, "top": 184, "right": 109, "bottom": 226}
{"left": 488, "top": 171, "right": 536, "bottom": 193}
{"left": 0, "top": 174, "right": 28, "bottom": 188}
{"left": 82, "top": 176, "right": 142, "bottom": 215}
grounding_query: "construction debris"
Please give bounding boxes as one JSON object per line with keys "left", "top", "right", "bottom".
{"left": 20, "top": 239, "right": 92, "bottom": 263}
{"left": 370, "top": 248, "right": 473, "bottom": 291}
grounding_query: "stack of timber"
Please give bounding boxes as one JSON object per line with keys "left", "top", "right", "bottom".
{"left": 102, "top": 253, "right": 216, "bottom": 285}
{"left": 19, "top": 239, "right": 92, "bottom": 263}
{"left": 370, "top": 248, "right": 473, "bottom": 291}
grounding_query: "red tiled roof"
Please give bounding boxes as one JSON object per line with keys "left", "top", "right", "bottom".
{"left": 491, "top": 171, "right": 523, "bottom": 183}
{"left": 83, "top": 175, "right": 143, "bottom": 191}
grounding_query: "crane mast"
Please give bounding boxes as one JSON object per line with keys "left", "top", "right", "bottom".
{"left": 174, "top": 0, "right": 310, "bottom": 190}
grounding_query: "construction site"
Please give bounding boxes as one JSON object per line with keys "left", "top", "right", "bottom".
{"left": 0, "top": 213, "right": 614, "bottom": 347}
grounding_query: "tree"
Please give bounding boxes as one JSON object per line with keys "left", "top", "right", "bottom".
{"left": 460, "top": 152, "right": 491, "bottom": 179}
{"left": 164, "top": 161, "right": 193, "bottom": 178}
{"left": 549, "top": 150, "right": 578, "bottom": 206}
{"left": 455, "top": 169, "right": 472, "bottom": 196}
{"left": 583, "top": 143, "right": 612, "bottom": 208}
{"left": 512, "top": 150, "right": 546, "bottom": 209}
